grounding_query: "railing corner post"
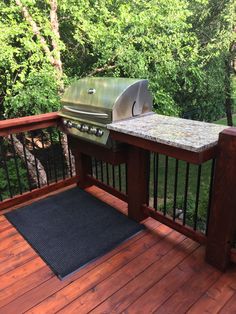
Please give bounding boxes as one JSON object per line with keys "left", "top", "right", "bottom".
{"left": 206, "top": 128, "right": 236, "bottom": 271}
{"left": 127, "top": 146, "right": 149, "bottom": 222}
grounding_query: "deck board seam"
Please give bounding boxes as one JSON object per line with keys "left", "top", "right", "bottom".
{"left": 94, "top": 240, "right": 199, "bottom": 314}
{"left": 22, "top": 225, "right": 174, "bottom": 313}
{"left": 0, "top": 227, "right": 156, "bottom": 311}
{"left": 55, "top": 232, "right": 188, "bottom": 313}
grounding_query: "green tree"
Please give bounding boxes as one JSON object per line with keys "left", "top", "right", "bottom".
{"left": 0, "top": 0, "right": 202, "bottom": 118}
{"left": 188, "top": 0, "right": 236, "bottom": 124}
{"left": 0, "top": 0, "right": 235, "bottom": 122}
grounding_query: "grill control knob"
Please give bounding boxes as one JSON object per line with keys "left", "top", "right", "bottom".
{"left": 63, "top": 119, "right": 68, "bottom": 126}
{"left": 96, "top": 129, "right": 104, "bottom": 137}
{"left": 67, "top": 121, "right": 73, "bottom": 128}
{"left": 89, "top": 127, "right": 97, "bottom": 135}
{"left": 71, "top": 122, "right": 80, "bottom": 129}
{"left": 80, "top": 124, "right": 89, "bottom": 132}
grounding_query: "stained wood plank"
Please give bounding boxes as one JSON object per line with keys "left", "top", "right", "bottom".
{"left": 92, "top": 246, "right": 205, "bottom": 314}
{"left": 0, "top": 227, "right": 17, "bottom": 240}
{"left": 187, "top": 268, "right": 236, "bottom": 313}
{"left": 0, "top": 219, "right": 13, "bottom": 233}
{"left": 0, "top": 247, "right": 37, "bottom": 276}
{"left": 153, "top": 264, "right": 221, "bottom": 313}
{"left": 56, "top": 235, "right": 196, "bottom": 314}
{"left": 0, "top": 112, "right": 59, "bottom": 136}
{"left": 0, "top": 241, "right": 31, "bottom": 265}
{"left": 0, "top": 186, "right": 236, "bottom": 314}
{"left": 219, "top": 292, "right": 236, "bottom": 313}
{"left": 206, "top": 128, "right": 236, "bottom": 270}
{"left": 1, "top": 223, "right": 160, "bottom": 313}
{"left": 24, "top": 225, "right": 173, "bottom": 314}
{"left": 0, "top": 257, "right": 45, "bottom": 292}
{"left": 110, "top": 129, "right": 216, "bottom": 164}
{"left": 0, "top": 266, "right": 54, "bottom": 308}
{"left": 0, "top": 233, "right": 25, "bottom": 252}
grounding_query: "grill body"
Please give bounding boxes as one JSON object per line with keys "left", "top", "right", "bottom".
{"left": 59, "top": 77, "right": 153, "bottom": 148}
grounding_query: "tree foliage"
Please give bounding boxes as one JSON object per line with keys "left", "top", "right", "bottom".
{"left": 0, "top": 0, "right": 235, "bottom": 121}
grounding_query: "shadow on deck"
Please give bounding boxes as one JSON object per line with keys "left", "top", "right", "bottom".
{"left": 0, "top": 186, "right": 236, "bottom": 314}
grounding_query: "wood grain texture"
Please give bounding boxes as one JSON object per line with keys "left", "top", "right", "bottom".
{"left": 127, "top": 146, "right": 149, "bottom": 221}
{"left": 0, "top": 186, "right": 236, "bottom": 314}
{"left": 110, "top": 130, "right": 217, "bottom": 164}
{"left": 68, "top": 136, "right": 127, "bottom": 165}
{"left": 0, "top": 112, "right": 59, "bottom": 136}
{"left": 206, "top": 129, "right": 236, "bottom": 270}
{"left": 143, "top": 205, "right": 207, "bottom": 245}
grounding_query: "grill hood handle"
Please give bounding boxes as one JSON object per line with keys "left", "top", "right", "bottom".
{"left": 63, "top": 106, "right": 108, "bottom": 118}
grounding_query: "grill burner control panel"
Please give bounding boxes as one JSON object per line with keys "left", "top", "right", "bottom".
{"left": 63, "top": 119, "right": 104, "bottom": 137}
{"left": 61, "top": 118, "right": 110, "bottom": 146}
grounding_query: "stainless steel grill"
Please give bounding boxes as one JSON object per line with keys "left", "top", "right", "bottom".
{"left": 59, "top": 77, "right": 153, "bottom": 148}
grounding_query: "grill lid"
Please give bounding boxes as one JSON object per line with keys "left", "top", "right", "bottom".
{"left": 60, "top": 77, "right": 152, "bottom": 122}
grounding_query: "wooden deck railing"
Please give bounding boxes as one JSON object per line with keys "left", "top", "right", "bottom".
{"left": 109, "top": 128, "right": 236, "bottom": 271}
{"left": 0, "top": 113, "right": 236, "bottom": 271}
{"left": 0, "top": 113, "right": 78, "bottom": 212}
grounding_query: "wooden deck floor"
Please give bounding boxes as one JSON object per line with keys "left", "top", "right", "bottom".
{"left": 0, "top": 186, "right": 236, "bottom": 314}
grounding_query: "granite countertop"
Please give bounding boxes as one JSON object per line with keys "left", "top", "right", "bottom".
{"left": 107, "top": 113, "right": 228, "bottom": 152}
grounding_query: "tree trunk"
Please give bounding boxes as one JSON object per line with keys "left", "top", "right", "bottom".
{"left": 9, "top": 135, "right": 47, "bottom": 187}
{"left": 61, "top": 133, "right": 75, "bottom": 176}
{"left": 225, "top": 58, "right": 233, "bottom": 126}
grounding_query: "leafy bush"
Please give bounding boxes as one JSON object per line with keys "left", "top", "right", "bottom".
{"left": 0, "top": 158, "right": 29, "bottom": 200}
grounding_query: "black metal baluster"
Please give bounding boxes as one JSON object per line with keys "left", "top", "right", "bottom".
{"left": 125, "top": 163, "right": 128, "bottom": 194}
{"left": 106, "top": 162, "right": 110, "bottom": 185}
{"left": 193, "top": 164, "right": 202, "bottom": 230}
{"left": 163, "top": 155, "right": 169, "bottom": 215}
{"left": 153, "top": 153, "right": 159, "bottom": 210}
{"left": 49, "top": 129, "right": 58, "bottom": 183}
{"left": 153, "top": 153, "right": 156, "bottom": 209}
{"left": 21, "top": 133, "right": 32, "bottom": 191}
{"left": 31, "top": 134, "right": 41, "bottom": 188}
{"left": 100, "top": 161, "right": 104, "bottom": 182}
{"left": 58, "top": 131, "right": 66, "bottom": 180}
{"left": 118, "top": 164, "right": 122, "bottom": 192}
{"left": 0, "top": 139, "right": 13, "bottom": 198}
{"left": 112, "top": 165, "right": 115, "bottom": 188}
{"left": 183, "top": 162, "right": 190, "bottom": 225}
{"left": 40, "top": 132, "right": 49, "bottom": 185}
{"left": 147, "top": 152, "right": 151, "bottom": 207}
{"left": 206, "top": 159, "right": 216, "bottom": 235}
{"left": 9, "top": 134, "right": 22, "bottom": 195}
{"left": 94, "top": 158, "right": 98, "bottom": 179}
{"left": 67, "top": 140, "right": 73, "bottom": 177}
{"left": 91, "top": 157, "right": 94, "bottom": 177}
{"left": 173, "top": 159, "right": 179, "bottom": 220}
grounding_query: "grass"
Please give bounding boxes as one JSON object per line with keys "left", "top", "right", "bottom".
{"left": 148, "top": 155, "right": 212, "bottom": 232}
{"left": 214, "top": 114, "right": 236, "bottom": 126}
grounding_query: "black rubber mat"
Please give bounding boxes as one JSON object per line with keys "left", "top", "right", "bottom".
{"left": 5, "top": 187, "right": 144, "bottom": 279}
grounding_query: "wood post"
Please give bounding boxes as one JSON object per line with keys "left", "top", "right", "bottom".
{"left": 206, "top": 128, "right": 236, "bottom": 271}
{"left": 127, "top": 146, "right": 149, "bottom": 222}
{"left": 74, "top": 152, "right": 92, "bottom": 189}
{"left": 68, "top": 137, "right": 92, "bottom": 189}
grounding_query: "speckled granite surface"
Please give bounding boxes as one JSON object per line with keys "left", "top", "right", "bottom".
{"left": 108, "top": 113, "right": 228, "bottom": 152}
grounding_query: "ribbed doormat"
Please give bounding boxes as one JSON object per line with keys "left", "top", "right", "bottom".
{"left": 5, "top": 187, "right": 144, "bottom": 279}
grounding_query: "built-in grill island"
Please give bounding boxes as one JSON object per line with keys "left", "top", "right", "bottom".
{"left": 59, "top": 77, "right": 153, "bottom": 189}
